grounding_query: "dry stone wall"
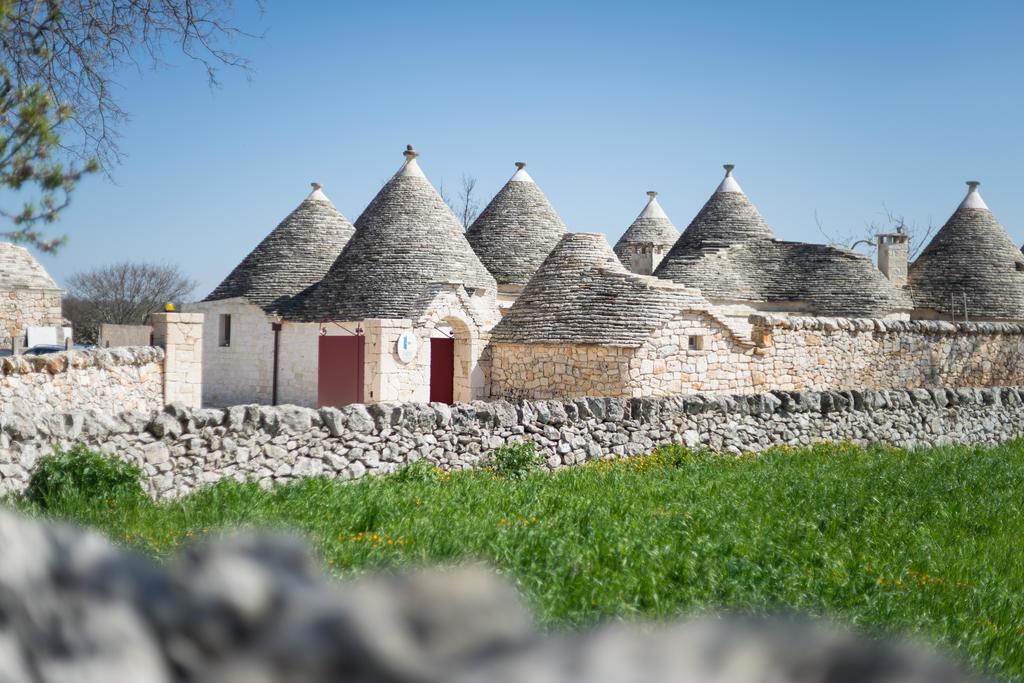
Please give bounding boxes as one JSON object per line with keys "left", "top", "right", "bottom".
{"left": 0, "top": 346, "right": 164, "bottom": 416}
{"left": 2, "top": 386, "right": 1023, "bottom": 498}
{"left": 0, "top": 288, "right": 63, "bottom": 346}
{"left": 491, "top": 316, "right": 1024, "bottom": 399}
{"left": 0, "top": 511, "right": 979, "bottom": 682}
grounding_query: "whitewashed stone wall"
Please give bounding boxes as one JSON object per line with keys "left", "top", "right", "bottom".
{"left": 185, "top": 298, "right": 275, "bottom": 407}
{"left": 491, "top": 316, "right": 1024, "bottom": 399}
{"left": 0, "top": 288, "right": 63, "bottom": 347}
{"left": 276, "top": 286, "right": 501, "bottom": 409}
{"left": 0, "top": 387, "right": 1022, "bottom": 498}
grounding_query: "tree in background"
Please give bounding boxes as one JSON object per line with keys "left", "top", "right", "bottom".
{"left": 0, "top": 0, "right": 258, "bottom": 251}
{"left": 62, "top": 262, "right": 197, "bottom": 343}
{"left": 814, "top": 204, "right": 937, "bottom": 261}
{"left": 439, "top": 174, "right": 481, "bottom": 229}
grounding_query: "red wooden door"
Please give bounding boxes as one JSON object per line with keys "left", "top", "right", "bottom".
{"left": 318, "top": 335, "right": 364, "bottom": 407}
{"left": 429, "top": 337, "right": 455, "bottom": 404}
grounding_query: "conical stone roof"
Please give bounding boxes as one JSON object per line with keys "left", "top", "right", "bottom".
{"left": 655, "top": 166, "right": 912, "bottom": 317}
{"left": 909, "top": 181, "right": 1024, "bottom": 320}
{"left": 491, "top": 232, "right": 710, "bottom": 346}
{"left": 613, "top": 191, "right": 680, "bottom": 259}
{"left": 665, "top": 165, "right": 775, "bottom": 257}
{"left": 285, "top": 146, "right": 497, "bottom": 322}
{"left": 465, "top": 162, "right": 567, "bottom": 287}
{"left": 0, "top": 243, "right": 59, "bottom": 290}
{"left": 205, "top": 184, "right": 355, "bottom": 312}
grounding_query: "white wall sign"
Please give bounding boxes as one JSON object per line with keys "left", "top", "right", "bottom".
{"left": 396, "top": 331, "right": 418, "bottom": 363}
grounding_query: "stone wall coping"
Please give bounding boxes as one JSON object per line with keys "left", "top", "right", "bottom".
{"left": 748, "top": 315, "right": 1024, "bottom": 336}
{"left": 0, "top": 345, "right": 164, "bottom": 378}
{"left": 7, "top": 387, "right": 1021, "bottom": 443}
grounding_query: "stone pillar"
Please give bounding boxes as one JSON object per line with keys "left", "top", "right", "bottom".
{"left": 362, "top": 319, "right": 430, "bottom": 404}
{"left": 151, "top": 312, "right": 203, "bottom": 408}
{"left": 877, "top": 233, "right": 909, "bottom": 287}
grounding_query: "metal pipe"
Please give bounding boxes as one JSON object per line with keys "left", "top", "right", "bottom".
{"left": 271, "top": 322, "right": 282, "bottom": 405}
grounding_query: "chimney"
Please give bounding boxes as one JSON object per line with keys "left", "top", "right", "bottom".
{"left": 877, "top": 231, "right": 910, "bottom": 287}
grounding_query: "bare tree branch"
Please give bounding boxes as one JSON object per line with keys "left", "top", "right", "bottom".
{"left": 441, "top": 174, "right": 480, "bottom": 229}
{"left": 0, "top": 0, "right": 263, "bottom": 171}
{"left": 814, "top": 204, "right": 936, "bottom": 261}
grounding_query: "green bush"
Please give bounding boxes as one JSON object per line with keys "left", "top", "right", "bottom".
{"left": 487, "top": 441, "right": 543, "bottom": 480}
{"left": 26, "top": 445, "right": 146, "bottom": 509}
{"left": 391, "top": 459, "right": 442, "bottom": 484}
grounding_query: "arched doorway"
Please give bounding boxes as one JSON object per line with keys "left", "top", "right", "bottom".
{"left": 428, "top": 317, "right": 473, "bottom": 404}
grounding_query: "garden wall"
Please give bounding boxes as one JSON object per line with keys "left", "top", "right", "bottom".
{"left": 490, "top": 316, "right": 1024, "bottom": 399}
{"left": 1, "top": 387, "right": 1023, "bottom": 498}
{"left": 0, "top": 346, "right": 165, "bottom": 415}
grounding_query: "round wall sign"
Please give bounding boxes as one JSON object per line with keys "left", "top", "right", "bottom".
{"left": 396, "top": 331, "right": 418, "bottom": 363}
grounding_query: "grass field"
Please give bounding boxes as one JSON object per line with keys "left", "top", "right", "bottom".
{"left": 11, "top": 441, "right": 1024, "bottom": 680}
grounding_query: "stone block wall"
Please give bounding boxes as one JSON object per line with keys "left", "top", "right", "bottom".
{"left": 491, "top": 315, "right": 1024, "bottom": 400}
{"left": 183, "top": 299, "right": 275, "bottom": 407}
{"left": 0, "top": 346, "right": 164, "bottom": 417}
{"left": 0, "top": 288, "right": 63, "bottom": 347}
{"left": 748, "top": 317, "right": 1024, "bottom": 390}
{"left": 1, "top": 386, "right": 1022, "bottom": 498}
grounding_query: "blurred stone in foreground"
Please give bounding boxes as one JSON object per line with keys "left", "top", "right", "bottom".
{"left": 0, "top": 511, "right": 982, "bottom": 683}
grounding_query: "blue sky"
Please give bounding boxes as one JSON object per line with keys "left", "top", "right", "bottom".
{"left": 33, "top": 0, "right": 1024, "bottom": 296}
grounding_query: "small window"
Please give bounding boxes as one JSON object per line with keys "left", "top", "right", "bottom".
{"left": 218, "top": 314, "right": 231, "bottom": 347}
{"left": 687, "top": 335, "right": 705, "bottom": 352}
{"left": 1016, "top": 262, "right": 1024, "bottom": 273}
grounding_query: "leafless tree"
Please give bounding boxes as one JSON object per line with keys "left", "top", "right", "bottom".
{"left": 62, "top": 261, "right": 197, "bottom": 343}
{"left": 815, "top": 203, "right": 937, "bottom": 261}
{"left": 439, "top": 174, "right": 481, "bottom": 229}
{"left": 1, "top": 0, "right": 262, "bottom": 171}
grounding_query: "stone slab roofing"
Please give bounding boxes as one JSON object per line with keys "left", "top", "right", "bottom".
{"left": 663, "top": 165, "right": 775, "bottom": 257}
{"left": 613, "top": 191, "right": 679, "bottom": 255}
{"left": 0, "top": 243, "right": 60, "bottom": 291}
{"left": 205, "top": 184, "right": 355, "bottom": 312}
{"left": 465, "top": 162, "right": 566, "bottom": 287}
{"left": 491, "top": 232, "right": 711, "bottom": 347}
{"left": 909, "top": 182, "right": 1024, "bottom": 320}
{"left": 655, "top": 166, "right": 912, "bottom": 318}
{"left": 285, "top": 146, "right": 496, "bottom": 322}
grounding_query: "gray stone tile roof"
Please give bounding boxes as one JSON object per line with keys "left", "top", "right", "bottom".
{"left": 909, "top": 182, "right": 1024, "bottom": 319}
{"left": 491, "top": 232, "right": 711, "bottom": 347}
{"left": 204, "top": 184, "right": 355, "bottom": 312}
{"left": 465, "top": 162, "right": 566, "bottom": 287}
{"left": 613, "top": 191, "right": 679, "bottom": 257}
{"left": 664, "top": 165, "right": 775, "bottom": 255}
{"left": 655, "top": 167, "right": 912, "bottom": 318}
{"left": 0, "top": 243, "right": 60, "bottom": 291}
{"left": 284, "top": 146, "right": 497, "bottom": 322}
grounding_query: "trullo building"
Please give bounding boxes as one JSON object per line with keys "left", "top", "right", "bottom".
{"left": 465, "top": 162, "right": 566, "bottom": 308}
{"left": 188, "top": 183, "right": 356, "bottom": 407}
{"left": 489, "top": 231, "right": 758, "bottom": 398}
{"left": 0, "top": 242, "right": 66, "bottom": 348}
{"left": 282, "top": 146, "right": 500, "bottom": 406}
{"left": 654, "top": 165, "right": 913, "bottom": 332}
{"left": 613, "top": 191, "right": 680, "bottom": 275}
{"left": 908, "top": 181, "right": 1024, "bottom": 321}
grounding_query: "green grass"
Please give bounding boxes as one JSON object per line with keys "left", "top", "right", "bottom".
{"left": 10, "top": 441, "right": 1024, "bottom": 680}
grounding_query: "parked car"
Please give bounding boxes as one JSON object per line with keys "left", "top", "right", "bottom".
{"left": 20, "top": 344, "right": 93, "bottom": 356}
